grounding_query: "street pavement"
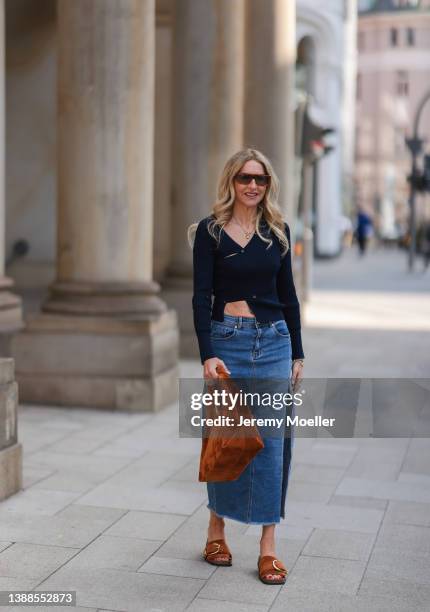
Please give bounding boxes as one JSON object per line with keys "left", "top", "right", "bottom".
{"left": 0, "top": 243, "right": 429, "bottom": 611}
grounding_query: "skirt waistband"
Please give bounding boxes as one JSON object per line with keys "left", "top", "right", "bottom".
{"left": 213, "top": 313, "right": 283, "bottom": 329}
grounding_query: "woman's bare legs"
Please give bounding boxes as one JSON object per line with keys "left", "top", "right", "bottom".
{"left": 260, "top": 524, "right": 284, "bottom": 582}
{"left": 207, "top": 510, "right": 230, "bottom": 562}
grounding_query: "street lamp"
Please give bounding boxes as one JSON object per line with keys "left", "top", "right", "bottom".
{"left": 405, "top": 89, "right": 430, "bottom": 272}
{"left": 296, "top": 97, "right": 335, "bottom": 300}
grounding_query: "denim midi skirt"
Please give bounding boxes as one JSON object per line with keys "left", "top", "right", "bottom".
{"left": 206, "top": 313, "right": 294, "bottom": 525}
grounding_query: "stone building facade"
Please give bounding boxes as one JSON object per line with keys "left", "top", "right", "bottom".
{"left": 296, "top": 0, "right": 358, "bottom": 257}
{"left": 356, "top": 0, "right": 430, "bottom": 237}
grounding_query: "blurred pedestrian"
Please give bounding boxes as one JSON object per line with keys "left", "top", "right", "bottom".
{"left": 421, "top": 222, "right": 430, "bottom": 272}
{"left": 356, "top": 209, "right": 373, "bottom": 256}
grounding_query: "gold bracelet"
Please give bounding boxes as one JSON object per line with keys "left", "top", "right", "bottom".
{"left": 293, "top": 359, "right": 304, "bottom": 367}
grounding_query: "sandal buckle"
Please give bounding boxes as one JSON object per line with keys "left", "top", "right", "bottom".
{"left": 272, "top": 559, "right": 287, "bottom": 574}
{"left": 206, "top": 542, "right": 221, "bottom": 556}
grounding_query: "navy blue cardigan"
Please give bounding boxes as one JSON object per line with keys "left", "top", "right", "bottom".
{"left": 192, "top": 215, "right": 305, "bottom": 364}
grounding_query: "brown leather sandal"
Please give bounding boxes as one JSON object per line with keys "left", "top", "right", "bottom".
{"left": 203, "top": 538, "right": 232, "bottom": 566}
{"left": 257, "top": 555, "right": 288, "bottom": 584}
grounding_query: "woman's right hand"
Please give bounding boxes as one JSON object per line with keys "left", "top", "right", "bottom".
{"left": 203, "top": 357, "right": 231, "bottom": 380}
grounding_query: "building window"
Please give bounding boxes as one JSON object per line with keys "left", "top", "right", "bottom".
{"left": 396, "top": 70, "right": 409, "bottom": 96}
{"left": 296, "top": 36, "right": 316, "bottom": 96}
{"left": 393, "top": 0, "right": 419, "bottom": 7}
{"left": 407, "top": 27, "right": 415, "bottom": 46}
{"left": 390, "top": 28, "right": 398, "bottom": 46}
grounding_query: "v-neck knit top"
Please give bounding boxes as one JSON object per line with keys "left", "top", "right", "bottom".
{"left": 192, "top": 215, "right": 305, "bottom": 365}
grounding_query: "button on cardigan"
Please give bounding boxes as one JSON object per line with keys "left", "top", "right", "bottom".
{"left": 192, "top": 215, "right": 305, "bottom": 365}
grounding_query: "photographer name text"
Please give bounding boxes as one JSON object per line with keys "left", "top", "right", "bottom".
{"left": 191, "top": 415, "right": 335, "bottom": 428}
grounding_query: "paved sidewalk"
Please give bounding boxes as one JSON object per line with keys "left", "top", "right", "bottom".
{"left": 0, "top": 245, "right": 429, "bottom": 611}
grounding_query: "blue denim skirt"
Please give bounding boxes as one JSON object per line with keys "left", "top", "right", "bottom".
{"left": 206, "top": 313, "right": 294, "bottom": 525}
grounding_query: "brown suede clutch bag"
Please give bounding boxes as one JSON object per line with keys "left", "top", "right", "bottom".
{"left": 198, "top": 365, "right": 264, "bottom": 482}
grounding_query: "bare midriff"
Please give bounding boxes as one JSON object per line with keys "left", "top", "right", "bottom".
{"left": 224, "top": 300, "right": 255, "bottom": 318}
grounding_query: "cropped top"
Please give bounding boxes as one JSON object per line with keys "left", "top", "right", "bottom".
{"left": 192, "top": 215, "right": 305, "bottom": 364}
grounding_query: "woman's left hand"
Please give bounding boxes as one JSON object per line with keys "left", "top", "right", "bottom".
{"left": 291, "top": 359, "right": 304, "bottom": 391}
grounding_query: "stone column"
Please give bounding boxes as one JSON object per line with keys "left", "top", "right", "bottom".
{"left": 244, "top": 0, "right": 297, "bottom": 223}
{"left": 161, "top": 0, "right": 245, "bottom": 356}
{"left": 0, "top": 0, "right": 23, "bottom": 355}
{"left": 12, "top": 0, "right": 178, "bottom": 411}
{"left": 0, "top": 358, "right": 22, "bottom": 501}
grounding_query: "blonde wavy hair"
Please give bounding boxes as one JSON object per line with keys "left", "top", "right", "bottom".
{"left": 187, "top": 148, "right": 290, "bottom": 257}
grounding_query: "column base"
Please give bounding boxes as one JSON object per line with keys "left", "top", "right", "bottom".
{"left": 0, "top": 277, "right": 24, "bottom": 356}
{"left": 42, "top": 280, "right": 168, "bottom": 316}
{"left": 0, "top": 357, "right": 22, "bottom": 501}
{"left": 12, "top": 309, "right": 179, "bottom": 411}
{"left": 0, "top": 443, "right": 22, "bottom": 501}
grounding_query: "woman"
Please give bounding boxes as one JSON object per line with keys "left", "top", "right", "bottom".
{"left": 188, "top": 148, "right": 305, "bottom": 585}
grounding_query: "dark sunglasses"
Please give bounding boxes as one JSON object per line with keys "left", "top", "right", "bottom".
{"left": 234, "top": 173, "right": 271, "bottom": 187}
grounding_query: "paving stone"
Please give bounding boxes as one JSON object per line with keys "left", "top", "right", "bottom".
{"left": 46, "top": 434, "right": 115, "bottom": 454}
{"left": 290, "top": 444, "right": 356, "bottom": 468}
{"left": 302, "top": 528, "right": 375, "bottom": 561}
{"left": 0, "top": 543, "right": 76, "bottom": 580}
{"left": 154, "top": 531, "right": 212, "bottom": 561}
{"left": 384, "top": 500, "right": 430, "bottom": 527}
{"left": 373, "top": 522, "right": 430, "bottom": 558}
{"left": 282, "top": 501, "right": 383, "bottom": 533}
{"left": 1, "top": 607, "right": 97, "bottom": 612}
{"left": 81, "top": 459, "right": 198, "bottom": 491}
{"left": 30, "top": 472, "right": 106, "bottom": 494}
{"left": 358, "top": 574, "right": 430, "bottom": 608}
{"left": 345, "top": 457, "right": 402, "bottom": 481}
{"left": 105, "top": 510, "right": 186, "bottom": 541}
{"left": 94, "top": 432, "right": 200, "bottom": 458}
{"left": 63, "top": 535, "right": 160, "bottom": 572}
{"left": 23, "top": 451, "right": 131, "bottom": 482}
{"left": 55, "top": 504, "right": 126, "bottom": 525}
{"left": 287, "top": 481, "right": 335, "bottom": 503}
{"left": 17, "top": 425, "right": 71, "bottom": 454}
{"left": 285, "top": 555, "right": 367, "bottom": 595}
{"left": 198, "top": 567, "right": 281, "bottom": 606}
{"left": 91, "top": 428, "right": 180, "bottom": 459}
{"left": 401, "top": 439, "right": 430, "bottom": 474}
{"left": 90, "top": 441, "right": 149, "bottom": 458}
{"left": 0, "top": 488, "right": 80, "bottom": 516}
{"left": 270, "top": 587, "right": 428, "bottom": 612}
{"left": 290, "top": 463, "right": 345, "bottom": 485}
{"left": 365, "top": 549, "right": 430, "bottom": 586}
{"left": 158, "top": 480, "right": 207, "bottom": 496}
{"left": 0, "top": 508, "right": 125, "bottom": 548}
{"left": 132, "top": 451, "right": 196, "bottom": 470}
{"left": 139, "top": 555, "right": 215, "bottom": 579}
{"left": 22, "top": 465, "right": 55, "bottom": 488}
{"left": 0, "top": 576, "right": 39, "bottom": 591}
{"left": 37, "top": 567, "right": 205, "bottom": 611}
{"left": 398, "top": 472, "right": 430, "bottom": 487}
{"left": 187, "top": 598, "right": 268, "bottom": 612}
{"left": 78, "top": 479, "right": 205, "bottom": 514}
{"left": 168, "top": 458, "right": 201, "bottom": 482}
{"left": 335, "top": 477, "right": 430, "bottom": 503}
{"left": 329, "top": 495, "right": 388, "bottom": 510}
